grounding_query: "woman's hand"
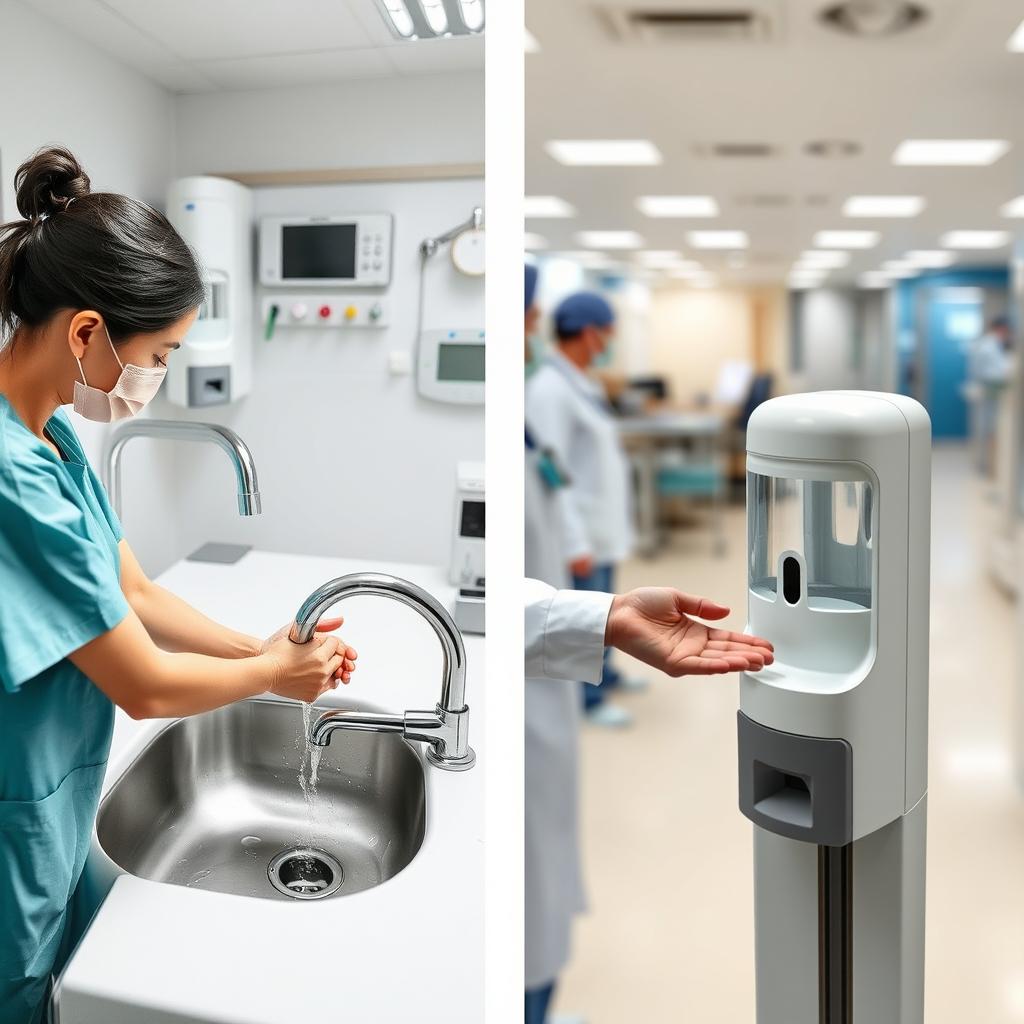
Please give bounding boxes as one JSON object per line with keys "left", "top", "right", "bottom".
{"left": 263, "top": 630, "right": 350, "bottom": 703}
{"left": 260, "top": 615, "right": 357, "bottom": 683}
{"left": 605, "top": 588, "right": 774, "bottom": 677}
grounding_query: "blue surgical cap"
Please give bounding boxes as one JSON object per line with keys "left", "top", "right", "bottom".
{"left": 525, "top": 263, "right": 538, "bottom": 310}
{"left": 554, "top": 291, "right": 615, "bottom": 337}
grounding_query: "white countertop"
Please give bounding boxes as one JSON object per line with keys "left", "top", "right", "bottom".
{"left": 55, "top": 550, "right": 484, "bottom": 1024}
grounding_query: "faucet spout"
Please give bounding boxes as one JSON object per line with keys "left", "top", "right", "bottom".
{"left": 103, "top": 420, "right": 262, "bottom": 520}
{"left": 292, "top": 573, "right": 475, "bottom": 772}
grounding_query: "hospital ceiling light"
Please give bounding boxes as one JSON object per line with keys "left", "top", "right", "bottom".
{"left": 1000, "top": 195, "right": 1024, "bottom": 217}
{"left": 524, "top": 195, "right": 576, "bottom": 218}
{"left": 813, "top": 230, "right": 879, "bottom": 249}
{"left": 893, "top": 139, "right": 1010, "bottom": 166}
{"left": 376, "top": 0, "right": 484, "bottom": 39}
{"left": 904, "top": 250, "right": 955, "bottom": 268}
{"left": 687, "top": 230, "right": 748, "bottom": 249}
{"left": 551, "top": 250, "right": 616, "bottom": 268}
{"left": 1009, "top": 18, "right": 1024, "bottom": 51}
{"left": 940, "top": 230, "right": 1010, "bottom": 249}
{"left": 858, "top": 272, "right": 890, "bottom": 289}
{"left": 546, "top": 140, "right": 663, "bottom": 166}
{"left": 842, "top": 195, "right": 925, "bottom": 218}
{"left": 525, "top": 27, "right": 540, "bottom": 52}
{"left": 524, "top": 233, "right": 548, "bottom": 250}
{"left": 637, "top": 250, "right": 684, "bottom": 266}
{"left": 575, "top": 230, "right": 644, "bottom": 249}
{"left": 796, "top": 250, "right": 850, "bottom": 268}
{"left": 636, "top": 195, "right": 719, "bottom": 218}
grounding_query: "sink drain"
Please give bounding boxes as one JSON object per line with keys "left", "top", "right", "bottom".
{"left": 268, "top": 848, "right": 343, "bottom": 900}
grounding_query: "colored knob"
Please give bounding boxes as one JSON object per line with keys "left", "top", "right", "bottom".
{"left": 344, "top": 305, "right": 358, "bottom": 321}
{"left": 318, "top": 304, "right": 331, "bottom": 319}
{"left": 290, "top": 302, "right": 308, "bottom": 320}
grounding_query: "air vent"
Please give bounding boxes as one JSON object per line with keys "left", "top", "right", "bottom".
{"left": 694, "top": 142, "right": 780, "bottom": 159}
{"left": 805, "top": 139, "right": 862, "bottom": 158}
{"left": 819, "top": 1, "right": 928, "bottom": 37}
{"left": 599, "top": 5, "right": 779, "bottom": 43}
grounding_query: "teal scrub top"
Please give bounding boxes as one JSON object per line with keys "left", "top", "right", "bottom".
{"left": 0, "top": 395, "right": 130, "bottom": 1024}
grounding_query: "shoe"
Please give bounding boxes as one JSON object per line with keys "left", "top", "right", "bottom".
{"left": 616, "top": 675, "right": 649, "bottom": 694}
{"left": 585, "top": 702, "right": 633, "bottom": 728}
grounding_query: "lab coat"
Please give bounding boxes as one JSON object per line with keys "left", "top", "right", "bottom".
{"left": 525, "top": 440, "right": 613, "bottom": 988}
{"left": 526, "top": 353, "right": 635, "bottom": 565}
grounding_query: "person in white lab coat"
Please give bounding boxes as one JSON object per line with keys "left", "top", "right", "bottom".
{"left": 967, "top": 315, "right": 1013, "bottom": 474}
{"left": 524, "top": 266, "right": 774, "bottom": 1024}
{"left": 525, "top": 291, "right": 637, "bottom": 728}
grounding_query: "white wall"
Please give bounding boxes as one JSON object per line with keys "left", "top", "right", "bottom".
{"left": 0, "top": 0, "right": 183, "bottom": 562}
{"left": 131, "top": 177, "right": 484, "bottom": 572}
{"left": 117, "top": 73, "right": 485, "bottom": 574}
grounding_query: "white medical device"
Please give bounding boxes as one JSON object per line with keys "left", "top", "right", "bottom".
{"left": 417, "top": 329, "right": 486, "bottom": 404}
{"left": 165, "top": 176, "right": 253, "bottom": 408}
{"left": 449, "top": 461, "right": 485, "bottom": 635}
{"left": 259, "top": 213, "right": 393, "bottom": 287}
{"left": 738, "top": 391, "right": 930, "bottom": 1023}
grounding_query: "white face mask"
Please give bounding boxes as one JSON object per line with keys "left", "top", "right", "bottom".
{"left": 73, "top": 325, "right": 166, "bottom": 423}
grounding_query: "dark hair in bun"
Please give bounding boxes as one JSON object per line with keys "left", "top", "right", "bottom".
{"left": 0, "top": 145, "right": 205, "bottom": 344}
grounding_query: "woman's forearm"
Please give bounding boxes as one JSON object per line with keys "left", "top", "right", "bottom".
{"left": 129, "top": 580, "right": 260, "bottom": 658}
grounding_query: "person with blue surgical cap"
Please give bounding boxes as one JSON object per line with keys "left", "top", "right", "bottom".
{"left": 525, "top": 291, "right": 638, "bottom": 727}
{"left": 523, "top": 267, "right": 775, "bottom": 1024}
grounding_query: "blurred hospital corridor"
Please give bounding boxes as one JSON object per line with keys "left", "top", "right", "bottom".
{"left": 556, "top": 444, "right": 1024, "bottom": 1023}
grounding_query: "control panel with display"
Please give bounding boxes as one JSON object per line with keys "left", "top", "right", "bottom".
{"left": 417, "top": 328, "right": 485, "bottom": 405}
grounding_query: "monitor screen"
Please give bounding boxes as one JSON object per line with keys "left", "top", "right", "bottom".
{"left": 281, "top": 224, "right": 357, "bottom": 279}
{"left": 437, "top": 343, "right": 485, "bottom": 382}
{"left": 460, "top": 500, "right": 485, "bottom": 539}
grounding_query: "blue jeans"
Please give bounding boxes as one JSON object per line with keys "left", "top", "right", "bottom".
{"left": 573, "top": 562, "right": 621, "bottom": 711}
{"left": 525, "top": 981, "right": 556, "bottom": 1024}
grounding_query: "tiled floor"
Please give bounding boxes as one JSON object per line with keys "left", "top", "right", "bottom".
{"left": 556, "top": 444, "right": 1024, "bottom": 1022}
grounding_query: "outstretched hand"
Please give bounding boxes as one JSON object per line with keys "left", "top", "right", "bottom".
{"left": 604, "top": 588, "right": 773, "bottom": 677}
{"left": 260, "top": 615, "right": 357, "bottom": 684}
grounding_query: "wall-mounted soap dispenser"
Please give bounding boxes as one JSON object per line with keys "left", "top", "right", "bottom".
{"left": 737, "top": 391, "right": 931, "bottom": 1024}
{"left": 165, "top": 176, "right": 252, "bottom": 408}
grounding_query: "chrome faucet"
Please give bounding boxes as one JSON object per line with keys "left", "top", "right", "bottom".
{"left": 103, "top": 420, "right": 262, "bottom": 519}
{"left": 290, "top": 573, "right": 476, "bottom": 772}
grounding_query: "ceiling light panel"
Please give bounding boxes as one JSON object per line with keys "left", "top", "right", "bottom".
{"left": 905, "top": 250, "right": 955, "bottom": 268}
{"left": 1010, "top": 18, "right": 1024, "bottom": 51}
{"left": 636, "top": 195, "right": 719, "bottom": 217}
{"left": 576, "top": 230, "right": 644, "bottom": 249}
{"left": 546, "top": 139, "right": 662, "bottom": 166}
{"left": 813, "top": 230, "right": 880, "bottom": 249}
{"left": 858, "top": 272, "right": 890, "bottom": 288}
{"left": 940, "top": 230, "right": 1010, "bottom": 249}
{"left": 1001, "top": 196, "right": 1024, "bottom": 217}
{"left": 893, "top": 139, "right": 1010, "bottom": 166}
{"left": 525, "top": 27, "right": 540, "bottom": 52}
{"left": 376, "top": 0, "right": 485, "bottom": 38}
{"left": 797, "top": 250, "right": 850, "bottom": 268}
{"left": 688, "top": 230, "right": 748, "bottom": 249}
{"left": 524, "top": 195, "right": 576, "bottom": 218}
{"left": 637, "top": 250, "right": 684, "bottom": 266}
{"left": 843, "top": 195, "right": 925, "bottom": 218}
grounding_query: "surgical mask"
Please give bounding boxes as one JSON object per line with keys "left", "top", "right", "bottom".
{"left": 73, "top": 325, "right": 166, "bottom": 423}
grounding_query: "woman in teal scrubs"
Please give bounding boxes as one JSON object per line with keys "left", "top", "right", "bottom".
{"left": 0, "top": 147, "right": 358, "bottom": 1024}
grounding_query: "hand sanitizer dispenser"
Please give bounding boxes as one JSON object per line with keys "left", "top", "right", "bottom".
{"left": 165, "top": 176, "right": 253, "bottom": 408}
{"left": 737, "top": 391, "right": 930, "bottom": 1024}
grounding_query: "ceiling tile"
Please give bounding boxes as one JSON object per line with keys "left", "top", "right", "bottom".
{"left": 195, "top": 47, "right": 395, "bottom": 90}
{"left": 381, "top": 33, "right": 484, "bottom": 75}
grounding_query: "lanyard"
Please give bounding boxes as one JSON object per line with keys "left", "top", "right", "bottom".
{"left": 525, "top": 424, "right": 571, "bottom": 491}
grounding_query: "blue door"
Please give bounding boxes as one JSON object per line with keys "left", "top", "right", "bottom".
{"left": 926, "top": 300, "right": 983, "bottom": 439}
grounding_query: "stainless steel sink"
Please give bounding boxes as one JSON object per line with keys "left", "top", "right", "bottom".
{"left": 96, "top": 697, "right": 426, "bottom": 901}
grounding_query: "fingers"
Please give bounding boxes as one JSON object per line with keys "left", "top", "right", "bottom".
{"left": 706, "top": 640, "right": 774, "bottom": 665}
{"left": 707, "top": 628, "right": 774, "bottom": 651}
{"left": 673, "top": 592, "right": 731, "bottom": 620}
{"left": 671, "top": 649, "right": 769, "bottom": 676}
{"left": 315, "top": 615, "right": 344, "bottom": 632}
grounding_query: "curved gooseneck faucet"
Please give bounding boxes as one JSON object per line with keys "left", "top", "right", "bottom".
{"left": 103, "top": 420, "right": 262, "bottom": 520}
{"left": 289, "top": 573, "right": 475, "bottom": 772}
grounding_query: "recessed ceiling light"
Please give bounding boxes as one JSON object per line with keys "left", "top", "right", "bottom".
{"left": 525, "top": 27, "right": 540, "bottom": 52}
{"left": 904, "top": 250, "right": 955, "bottom": 268}
{"left": 843, "top": 195, "right": 925, "bottom": 218}
{"left": 550, "top": 250, "right": 616, "bottom": 268}
{"left": 524, "top": 233, "right": 548, "bottom": 250}
{"left": 881, "top": 266, "right": 918, "bottom": 279}
{"left": 636, "top": 195, "right": 719, "bottom": 218}
{"left": 1000, "top": 196, "right": 1024, "bottom": 218}
{"left": 858, "top": 272, "right": 890, "bottom": 288}
{"left": 1010, "top": 18, "right": 1024, "bottom": 51}
{"left": 797, "top": 250, "right": 850, "bottom": 268}
{"left": 459, "top": 0, "right": 484, "bottom": 32}
{"left": 940, "top": 230, "right": 1010, "bottom": 249}
{"left": 546, "top": 140, "right": 662, "bottom": 166}
{"left": 893, "top": 139, "right": 1010, "bottom": 166}
{"left": 813, "top": 230, "right": 879, "bottom": 249}
{"left": 576, "top": 230, "right": 644, "bottom": 249}
{"left": 524, "top": 195, "right": 576, "bottom": 218}
{"left": 688, "top": 230, "right": 748, "bottom": 249}
{"left": 376, "top": 0, "right": 484, "bottom": 38}
{"left": 804, "top": 139, "right": 862, "bottom": 158}
{"left": 882, "top": 259, "right": 917, "bottom": 272}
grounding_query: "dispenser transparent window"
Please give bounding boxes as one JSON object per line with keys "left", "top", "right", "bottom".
{"left": 748, "top": 472, "right": 874, "bottom": 610}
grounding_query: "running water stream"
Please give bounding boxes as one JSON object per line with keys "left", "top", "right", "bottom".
{"left": 297, "top": 702, "right": 323, "bottom": 843}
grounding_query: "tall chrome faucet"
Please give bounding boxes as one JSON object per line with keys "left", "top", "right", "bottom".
{"left": 103, "top": 420, "right": 262, "bottom": 519}
{"left": 290, "top": 573, "right": 476, "bottom": 772}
